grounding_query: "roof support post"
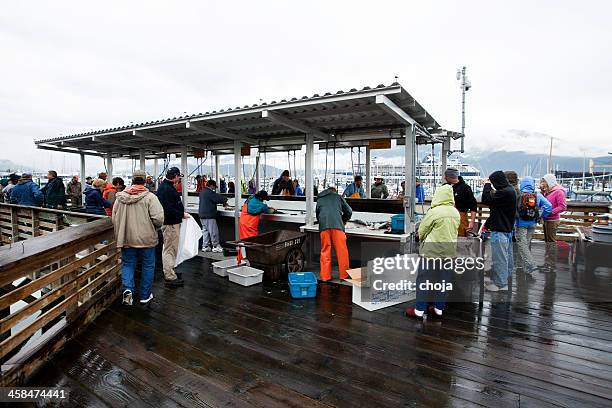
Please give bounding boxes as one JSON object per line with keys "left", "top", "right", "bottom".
{"left": 80, "top": 153, "right": 86, "bottom": 202}
{"left": 305, "top": 134, "right": 314, "bottom": 226}
{"left": 233, "top": 139, "right": 242, "bottom": 240}
{"left": 255, "top": 150, "right": 261, "bottom": 191}
{"left": 404, "top": 124, "right": 416, "bottom": 236}
{"left": 180, "top": 146, "right": 188, "bottom": 211}
{"left": 441, "top": 136, "right": 451, "bottom": 181}
{"left": 106, "top": 154, "right": 113, "bottom": 180}
{"left": 215, "top": 153, "right": 221, "bottom": 182}
{"left": 153, "top": 158, "right": 159, "bottom": 189}
{"left": 139, "top": 149, "right": 146, "bottom": 171}
{"left": 365, "top": 147, "right": 371, "bottom": 198}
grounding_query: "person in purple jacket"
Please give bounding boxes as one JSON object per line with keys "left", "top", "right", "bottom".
{"left": 539, "top": 174, "right": 567, "bottom": 242}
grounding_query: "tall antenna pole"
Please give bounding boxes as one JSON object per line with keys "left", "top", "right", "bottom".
{"left": 461, "top": 66, "right": 466, "bottom": 140}
{"left": 456, "top": 66, "right": 470, "bottom": 153}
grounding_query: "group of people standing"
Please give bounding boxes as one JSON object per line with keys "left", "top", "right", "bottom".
{"left": 406, "top": 168, "right": 567, "bottom": 319}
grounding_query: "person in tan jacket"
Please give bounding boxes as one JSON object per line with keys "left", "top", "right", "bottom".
{"left": 112, "top": 169, "right": 164, "bottom": 306}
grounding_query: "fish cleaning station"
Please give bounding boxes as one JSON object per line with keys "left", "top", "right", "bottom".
{"left": 34, "top": 83, "right": 460, "bottom": 270}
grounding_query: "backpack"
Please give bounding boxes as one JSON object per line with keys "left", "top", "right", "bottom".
{"left": 518, "top": 193, "right": 539, "bottom": 221}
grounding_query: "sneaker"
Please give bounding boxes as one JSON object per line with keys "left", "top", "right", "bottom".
{"left": 405, "top": 307, "right": 424, "bottom": 319}
{"left": 212, "top": 245, "right": 224, "bottom": 253}
{"left": 485, "top": 283, "right": 508, "bottom": 292}
{"left": 427, "top": 305, "right": 443, "bottom": 318}
{"left": 122, "top": 290, "right": 133, "bottom": 306}
{"left": 164, "top": 278, "right": 184, "bottom": 288}
{"left": 202, "top": 247, "right": 212, "bottom": 252}
{"left": 140, "top": 293, "right": 154, "bottom": 304}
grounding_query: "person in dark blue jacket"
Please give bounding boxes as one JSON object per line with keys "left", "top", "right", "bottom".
{"left": 9, "top": 173, "right": 44, "bottom": 207}
{"left": 85, "top": 179, "right": 111, "bottom": 215}
{"left": 156, "top": 167, "right": 187, "bottom": 287}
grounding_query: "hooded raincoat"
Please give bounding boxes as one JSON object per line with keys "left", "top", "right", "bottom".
{"left": 418, "top": 184, "right": 460, "bottom": 258}
{"left": 481, "top": 171, "right": 517, "bottom": 233}
{"left": 112, "top": 187, "right": 164, "bottom": 248}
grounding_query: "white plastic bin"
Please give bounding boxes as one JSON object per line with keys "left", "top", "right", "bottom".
{"left": 212, "top": 259, "right": 239, "bottom": 277}
{"left": 227, "top": 266, "right": 264, "bottom": 286}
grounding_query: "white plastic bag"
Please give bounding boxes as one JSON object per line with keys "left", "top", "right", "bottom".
{"left": 174, "top": 214, "right": 203, "bottom": 267}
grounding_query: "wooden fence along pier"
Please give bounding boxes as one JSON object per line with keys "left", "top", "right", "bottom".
{"left": 0, "top": 206, "right": 120, "bottom": 386}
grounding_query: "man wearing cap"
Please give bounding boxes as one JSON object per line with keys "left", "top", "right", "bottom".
{"left": 371, "top": 177, "right": 389, "bottom": 199}
{"left": 9, "top": 172, "right": 44, "bottom": 207}
{"left": 199, "top": 179, "right": 228, "bottom": 252}
{"left": 113, "top": 169, "right": 165, "bottom": 305}
{"left": 237, "top": 190, "right": 276, "bottom": 263}
{"left": 156, "top": 167, "right": 188, "bottom": 287}
{"left": 444, "top": 168, "right": 478, "bottom": 236}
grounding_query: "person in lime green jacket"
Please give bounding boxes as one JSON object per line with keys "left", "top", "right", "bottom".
{"left": 406, "top": 184, "right": 460, "bottom": 319}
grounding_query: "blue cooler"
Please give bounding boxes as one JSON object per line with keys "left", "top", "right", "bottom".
{"left": 288, "top": 272, "right": 318, "bottom": 299}
{"left": 391, "top": 214, "right": 405, "bottom": 233}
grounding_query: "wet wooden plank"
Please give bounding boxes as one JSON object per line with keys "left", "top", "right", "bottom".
{"left": 92, "top": 308, "right": 330, "bottom": 408}
{"left": 45, "top": 339, "right": 181, "bottom": 407}
{"left": 150, "top": 287, "right": 519, "bottom": 408}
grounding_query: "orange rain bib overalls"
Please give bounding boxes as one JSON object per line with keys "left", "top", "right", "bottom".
{"left": 236, "top": 200, "right": 262, "bottom": 264}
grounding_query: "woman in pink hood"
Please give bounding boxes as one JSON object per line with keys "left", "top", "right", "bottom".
{"left": 539, "top": 173, "right": 567, "bottom": 242}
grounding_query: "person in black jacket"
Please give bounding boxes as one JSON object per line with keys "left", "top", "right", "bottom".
{"left": 198, "top": 180, "right": 227, "bottom": 252}
{"left": 444, "top": 169, "right": 477, "bottom": 236}
{"left": 42, "top": 170, "right": 67, "bottom": 209}
{"left": 156, "top": 167, "right": 187, "bottom": 287}
{"left": 271, "top": 170, "right": 295, "bottom": 195}
{"left": 481, "top": 170, "right": 516, "bottom": 292}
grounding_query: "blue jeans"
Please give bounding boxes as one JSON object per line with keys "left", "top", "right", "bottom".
{"left": 121, "top": 247, "right": 156, "bottom": 300}
{"left": 415, "top": 261, "right": 454, "bottom": 312}
{"left": 490, "top": 231, "right": 513, "bottom": 287}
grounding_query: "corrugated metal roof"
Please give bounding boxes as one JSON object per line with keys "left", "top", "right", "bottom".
{"left": 35, "top": 83, "right": 450, "bottom": 157}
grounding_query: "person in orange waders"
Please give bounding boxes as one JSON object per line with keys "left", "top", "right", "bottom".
{"left": 237, "top": 190, "right": 276, "bottom": 263}
{"left": 316, "top": 186, "right": 353, "bottom": 281}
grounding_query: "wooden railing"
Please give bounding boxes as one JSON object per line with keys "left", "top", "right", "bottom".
{"left": 0, "top": 216, "right": 120, "bottom": 386}
{"left": 0, "top": 203, "right": 105, "bottom": 245}
{"left": 475, "top": 201, "right": 611, "bottom": 241}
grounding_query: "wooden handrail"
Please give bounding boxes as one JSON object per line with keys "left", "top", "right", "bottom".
{"left": 0, "top": 210, "right": 120, "bottom": 386}
{"left": 0, "top": 203, "right": 106, "bottom": 245}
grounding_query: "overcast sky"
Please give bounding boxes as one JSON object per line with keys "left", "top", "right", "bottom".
{"left": 1, "top": 0, "right": 610, "bottom": 174}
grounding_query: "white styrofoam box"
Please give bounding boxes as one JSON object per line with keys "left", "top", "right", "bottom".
{"left": 227, "top": 266, "right": 264, "bottom": 286}
{"left": 212, "top": 259, "right": 239, "bottom": 277}
{"left": 352, "top": 284, "right": 415, "bottom": 312}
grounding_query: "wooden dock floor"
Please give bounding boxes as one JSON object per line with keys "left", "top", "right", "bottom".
{"left": 26, "top": 243, "right": 612, "bottom": 407}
